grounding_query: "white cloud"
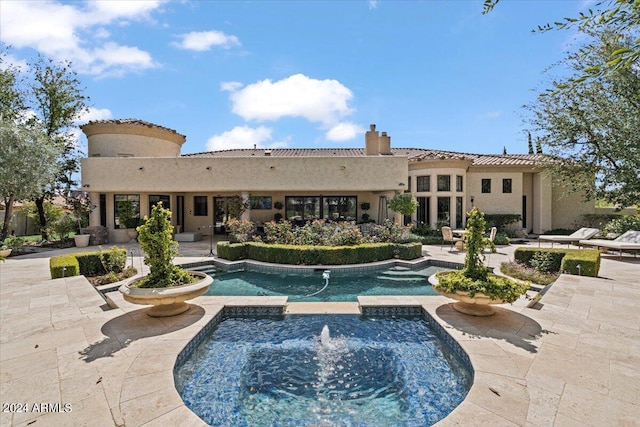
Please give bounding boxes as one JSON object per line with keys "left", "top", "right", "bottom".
{"left": 476, "top": 111, "right": 501, "bottom": 120}
{"left": 220, "top": 81, "right": 244, "bottom": 92}
{"left": 369, "top": 1, "right": 380, "bottom": 10}
{"left": 206, "top": 126, "right": 277, "bottom": 151}
{"left": 227, "top": 74, "right": 354, "bottom": 125}
{"left": 0, "top": 53, "right": 29, "bottom": 72}
{"left": 172, "top": 31, "right": 240, "bottom": 51}
{"left": 77, "top": 107, "right": 113, "bottom": 124}
{"left": 0, "top": 0, "right": 162, "bottom": 76}
{"left": 325, "top": 122, "right": 364, "bottom": 142}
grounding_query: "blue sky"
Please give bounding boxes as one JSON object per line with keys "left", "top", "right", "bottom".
{"left": 1, "top": 0, "right": 586, "bottom": 155}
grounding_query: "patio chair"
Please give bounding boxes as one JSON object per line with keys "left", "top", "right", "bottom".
{"left": 441, "top": 226, "right": 463, "bottom": 251}
{"left": 484, "top": 227, "right": 498, "bottom": 253}
{"left": 538, "top": 227, "right": 600, "bottom": 247}
{"left": 579, "top": 230, "right": 640, "bottom": 259}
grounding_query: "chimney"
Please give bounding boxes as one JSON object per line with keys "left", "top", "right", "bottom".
{"left": 365, "top": 124, "right": 379, "bottom": 155}
{"left": 379, "top": 131, "right": 391, "bottom": 155}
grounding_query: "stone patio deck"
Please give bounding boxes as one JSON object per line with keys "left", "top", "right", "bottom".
{"left": 0, "top": 241, "right": 638, "bottom": 426}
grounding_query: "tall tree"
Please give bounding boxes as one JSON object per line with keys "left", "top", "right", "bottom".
{"left": 527, "top": 132, "right": 534, "bottom": 154}
{"left": 0, "top": 47, "right": 27, "bottom": 121}
{"left": 526, "top": 30, "right": 640, "bottom": 207}
{"left": 29, "top": 56, "right": 89, "bottom": 239}
{"left": 0, "top": 119, "right": 63, "bottom": 242}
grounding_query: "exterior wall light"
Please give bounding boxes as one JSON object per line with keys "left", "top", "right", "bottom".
{"left": 340, "top": 165, "right": 346, "bottom": 170}
{"left": 83, "top": 184, "right": 90, "bottom": 188}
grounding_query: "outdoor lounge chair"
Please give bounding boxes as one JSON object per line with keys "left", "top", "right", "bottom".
{"left": 579, "top": 230, "right": 640, "bottom": 258}
{"left": 538, "top": 227, "right": 600, "bottom": 247}
{"left": 441, "top": 226, "right": 463, "bottom": 251}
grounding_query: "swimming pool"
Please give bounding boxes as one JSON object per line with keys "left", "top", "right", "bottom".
{"left": 201, "top": 265, "right": 451, "bottom": 302}
{"left": 175, "top": 314, "right": 472, "bottom": 426}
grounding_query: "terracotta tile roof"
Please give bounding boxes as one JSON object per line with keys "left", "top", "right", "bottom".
{"left": 184, "top": 147, "right": 545, "bottom": 166}
{"left": 80, "top": 119, "right": 186, "bottom": 138}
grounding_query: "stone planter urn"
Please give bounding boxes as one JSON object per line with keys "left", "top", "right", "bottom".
{"left": 73, "top": 234, "right": 90, "bottom": 248}
{"left": 0, "top": 248, "right": 12, "bottom": 258}
{"left": 119, "top": 271, "right": 213, "bottom": 317}
{"left": 126, "top": 228, "right": 138, "bottom": 243}
{"left": 428, "top": 274, "right": 504, "bottom": 317}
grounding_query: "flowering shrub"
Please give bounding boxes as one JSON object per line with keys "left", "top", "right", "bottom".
{"left": 225, "top": 218, "right": 257, "bottom": 243}
{"left": 367, "top": 220, "right": 421, "bottom": 244}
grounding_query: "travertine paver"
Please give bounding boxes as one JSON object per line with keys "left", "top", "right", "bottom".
{"left": 0, "top": 241, "right": 638, "bottom": 426}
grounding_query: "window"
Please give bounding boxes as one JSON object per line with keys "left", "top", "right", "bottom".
{"left": 407, "top": 176, "right": 411, "bottom": 192}
{"left": 456, "top": 197, "right": 463, "bottom": 229}
{"left": 503, "top": 178, "right": 512, "bottom": 193}
{"left": 194, "top": 196, "right": 208, "bottom": 216}
{"left": 323, "top": 196, "right": 357, "bottom": 221}
{"left": 286, "top": 196, "right": 320, "bottom": 222}
{"left": 416, "top": 176, "right": 430, "bottom": 192}
{"left": 481, "top": 179, "right": 491, "bottom": 193}
{"left": 114, "top": 194, "right": 140, "bottom": 228}
{"left": 437, "top": 197, "right": 450, "bottom": 226}
{"left": 456, "top": 175, "right": 464, "bottom": 192}
{"left": 437, "top": 175, "right": 450, "bottom": 191}
{"left": 417, "top": 197, "right": 431, "bottom": 226}
{"left": 149, "top": 195, "right": 170, "bottom": 214}
{"left": 285, "top": 196, "right": 357, "bottom": 223}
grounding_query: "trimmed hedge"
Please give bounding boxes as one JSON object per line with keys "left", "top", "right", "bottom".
{"left": 50, "top": 255, "right": 80, "bottom": 279}
{"left": 216, "top": 241, "right": 422, "bottom": 265}
{"left": 514, "top": 247, "right": 601, "bottom": 277}
{"left": 49, "top": 248, "right": 127, "bottom": 279}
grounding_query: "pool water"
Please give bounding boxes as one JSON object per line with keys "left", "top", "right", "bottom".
{"left": 175, "top": 314, "right": 472, "bottom": 427}
{"left": 202, "top": 265, "right": 450, "bottom": 302}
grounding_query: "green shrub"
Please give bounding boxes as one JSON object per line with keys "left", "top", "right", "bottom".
{"left": 581, "top": 213, "right": 617, "bottom": 229}
{"left": 136, "top": 203, "right": 194, "bottom": 288}
{"left": 561, "top": 250, "right": 601, "bottom": 277}
{"left": 49, "top": 247, "right": 128, "bottom": 279}
{"left": 493, "top": 232, "right": 510, "bottom": 245}
{"left": 484, "top": 214, "right": 521, "bottom": 232}
{"left": 217, "top": 241, "right": 249, "bottom": 261}
{"left": 54, "top": 214, "right": 77, "bottom": 240}
{"left": 99, "top": 246, "right": 127, "bottom": 273}
{"left": 434, "top": 270, "right": 529, "bottom": 303}
{"left": 514, "top": 247, "right": 600, "bottom": 277}
{"left": 217, "top": 241, "right": 421, "bottom": 265}
{"left": 50, "top": 255, "right": 80, "bottom": 279}
{"left": 75, "top": 253, "right": 107, "bottom": 276}
{"left": 602, "top": 215, "right": 640, "bottom": 236}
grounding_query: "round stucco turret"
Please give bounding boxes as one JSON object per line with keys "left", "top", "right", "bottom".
{"left": 81, "top": 119, "right": 186, "bottom": 158}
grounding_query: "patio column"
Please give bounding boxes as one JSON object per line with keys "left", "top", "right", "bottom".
{"left": 241, "top": 192, "right": 250, "bottom": 221}
{"left": 89, "top": 192, "right": 100, "bottom": 227}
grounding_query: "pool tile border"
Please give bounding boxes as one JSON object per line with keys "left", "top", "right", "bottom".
{"left": 181, "top": 256, "right": 463, "bottom": 275}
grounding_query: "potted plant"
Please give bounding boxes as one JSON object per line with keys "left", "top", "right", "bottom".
{"left": 430, "top": 208, "right": 528, "bottom": 316}
{"left": 274, "top": 200, "right": 284, "bottom": 222}
{"left": 360, "top": 202, "right": 371, "bottom": 223}
{"left": 0, "top": 245, "right": 11, "bottom": 259}
{"left": 119, "top": 202, "right": 212, "bottom": 317}
{"left": 67, "top": 193, "right": 94, "bottom": 248}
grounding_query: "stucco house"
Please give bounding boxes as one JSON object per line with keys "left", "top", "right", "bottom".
{"left": 80, "top": 119, "right": 594, "bottom": 242}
